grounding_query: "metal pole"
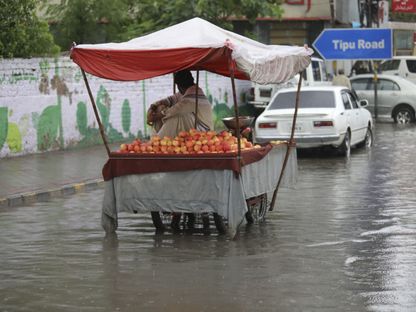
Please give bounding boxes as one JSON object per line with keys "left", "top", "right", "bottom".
{"left": 367, "top": 0, "right": 372, "bottom": 28}
{"left": 367, "top": 0, "right": 379, "bottom": 120}
{"left": 81, "top": 69, "right": 111, "bottom": 156}
{"left": 194, "top": 70, "right": 199, "bottom": 129}
{"left": 269, "top": 71, "right": 303, "bottom": 211}
{"left": 228, "top": 52, "right": 242, "bottom": 166}
{"left": 373, "top": 63, "right": 378, "bottom": 119}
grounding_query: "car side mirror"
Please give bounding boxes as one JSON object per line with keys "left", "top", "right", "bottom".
{"left": 359, "top": 99, "right": 369, "bottom": 107}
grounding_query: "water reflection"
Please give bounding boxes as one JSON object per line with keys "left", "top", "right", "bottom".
{"left": 0, "top": 122, "right": 415, "bottom": 311}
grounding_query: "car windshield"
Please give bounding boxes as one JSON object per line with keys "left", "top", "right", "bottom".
{"left": 268, "top": 91, "right": 336, "bottom": 110}
{"left": 380, "top": 60, "right": 400, "bottom": 71}
{"left": 406, "top": 60, "right": 416, "bottom": 73}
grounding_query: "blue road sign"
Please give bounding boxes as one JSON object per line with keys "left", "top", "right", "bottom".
{"left": 313, "top": 28, "right": 393, "bottom": 60}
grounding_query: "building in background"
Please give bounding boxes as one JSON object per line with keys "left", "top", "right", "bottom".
{"left": 384, "top": 0, "right": 416, "bottom": 56}
{"left": 233, "top": 0, "right": 332, "bottom": 48}
{"left": 267, "top": 0, "right": 331, "bottom": 46}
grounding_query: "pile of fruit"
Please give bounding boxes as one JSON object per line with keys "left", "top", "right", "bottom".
{"left": 117, "top": 129, "right": 261, "bottom": 154}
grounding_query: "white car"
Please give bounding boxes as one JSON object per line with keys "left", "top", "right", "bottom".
{"left": 379, "top": 56, "right": 416, "bottom": 84}
{"left": 254, "top": 86, "right": 373, "bottom": 156}
{"left": 248, "top": 57, "right": 330, "bottom": 109}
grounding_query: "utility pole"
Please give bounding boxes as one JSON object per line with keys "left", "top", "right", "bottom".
{"left": 366, "top": 0, "right": 379, "bottom": 119}
{"left": 368, "top": 0, "right": 372, "bottom": 28}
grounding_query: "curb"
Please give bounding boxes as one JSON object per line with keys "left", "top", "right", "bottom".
{"left": 0, "top": 178, "right": 104, "bottom": 209}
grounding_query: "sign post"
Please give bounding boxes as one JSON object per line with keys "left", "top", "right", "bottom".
{"left": 313, "top": 28, "right": 393, "bottom": 119}
{"left": 313, "top": 28, "right": 393, "bottom": 60}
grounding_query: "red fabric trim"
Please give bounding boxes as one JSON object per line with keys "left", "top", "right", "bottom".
{"left": 102, "top": 144, "right": 273, "bottom": 181}
{"left": 71, "top": 46, "right": 249, "bottom": 81}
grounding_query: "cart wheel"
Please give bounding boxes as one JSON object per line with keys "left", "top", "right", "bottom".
{"left": 195, "top": 213, "right": 209, "bottom": 234}
{"left": 150, "top": 212, "right": 172, "bottom": 232}
{"left": 213, "top": 213, "right": 227, "bottom": 235}
{"left": 246, "top": 193, "right": 268, "bottom": 223}
{"left": 245, "top": 211, "right": 255, "bottom": 224}
{"left": 184, "top": 213, "right": 196, "bottom": 229}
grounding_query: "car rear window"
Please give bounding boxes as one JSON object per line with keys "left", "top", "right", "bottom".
{"left": 268, "top": 91, "right": 336, "bottom": 110}
{"left": 378, "top": 79, "right": 400, "bottom": 91}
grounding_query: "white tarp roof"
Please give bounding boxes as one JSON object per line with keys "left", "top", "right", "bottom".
{"left": 72, "top": 17, "right": 314, "bottom": 84}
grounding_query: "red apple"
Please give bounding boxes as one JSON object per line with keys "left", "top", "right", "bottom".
{"left": 222, "top": 141, "right": 231, "bottom": 152}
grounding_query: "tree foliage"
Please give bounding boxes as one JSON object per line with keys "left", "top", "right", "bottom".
{"left": 0, "top": 0, "right": 60, "bottom": 58}
{"left": 44, "top": 0, "right": 283, "bottom": 50}
{"left": 391, "top": 12, "right": 416, "bottom": 23}
{"left": 44, "top": 0, "right": 130, "bottom": 49}
{"left": 123, "top": 0, "right": 283, "bottom": 40}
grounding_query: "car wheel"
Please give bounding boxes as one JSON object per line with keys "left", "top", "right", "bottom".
{"left": 393, "top": 107, "right": 415, "bottom": 124}
{"left": 356, "top": 127, "right": 373, "bottom": 148}
{"left": 151, "top": 211, "right": 170, "bottom": 232}
{"left": 213, "top": 213, "right": 227, "bottom": 235}
{"left": 245, "top": 193, "right": 268, "bottom": 223}
{"left": 338, "top": 131, "right": 351, "bottom": 157}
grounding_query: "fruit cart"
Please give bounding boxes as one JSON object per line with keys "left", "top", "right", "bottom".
{"left": 70, "top": 17, "right": 313, "bottom": 238}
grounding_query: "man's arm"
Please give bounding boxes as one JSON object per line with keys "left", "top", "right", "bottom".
{"left": 147, "top": 93, "right": 181, "bottom": 125}
{"left": 150, "top": 93, "right": 181, "bottom": 110}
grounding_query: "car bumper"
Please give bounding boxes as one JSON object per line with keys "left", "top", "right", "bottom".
{"left": 255, "top": 134, "right": 343, "bottom": 148}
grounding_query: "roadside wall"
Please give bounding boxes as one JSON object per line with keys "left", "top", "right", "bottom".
{"left": 0, "top": 57, "right": 252, "bottom": 158}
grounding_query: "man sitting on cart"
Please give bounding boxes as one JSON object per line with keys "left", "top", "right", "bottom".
{"left": 147, "top": 70, "right": 213, "bottom": 136}
{"left": 147, "top": 70, "right": 214, "bottom": 232}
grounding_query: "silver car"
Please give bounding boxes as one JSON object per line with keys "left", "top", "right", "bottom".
{"left": 350, "top": 74, "right": 416, "bottom": 123}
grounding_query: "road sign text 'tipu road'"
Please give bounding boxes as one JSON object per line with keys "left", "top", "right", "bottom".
{"left": 312, "top": 28, "right": 393, "bottom": 60}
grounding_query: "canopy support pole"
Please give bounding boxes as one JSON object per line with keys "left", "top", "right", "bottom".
{"left": 228, "top": 52, "right": 242, "bottom": 167}
{"left": 194, "top": 70, "right": 200, "bottom": 129}
{"left": 269, "top": 72, "right": 303, "bottom": 211}
{"left": 173, "top": 73, "right": 176, "bottom": 94}
{"left": 81, "top": 69, "right": 111, "bottom": 157}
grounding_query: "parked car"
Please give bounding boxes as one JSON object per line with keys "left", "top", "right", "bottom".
{"left": 248, "top": 57, "right": 330, "bottom": 109}
{"left": 350, "top": 74, "right": 416, "bottom": 123}
{"left": 254, "top": 86, "right": 373, "bottom": 157}
{"left": 379, "top": 56, "right": 416, "bottom": 84}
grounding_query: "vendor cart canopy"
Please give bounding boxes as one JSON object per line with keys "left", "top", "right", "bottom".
{"left": 71, "top": 17, "right": 313, "bottom": 84}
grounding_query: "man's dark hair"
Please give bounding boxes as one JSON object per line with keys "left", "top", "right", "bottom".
{"left": 338, "top": 69, "right": 345, "bottom": 75}
{"left": 174, "top": 70, "right": 195, "bottom": 90}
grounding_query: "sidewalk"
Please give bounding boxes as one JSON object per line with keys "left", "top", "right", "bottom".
{"left": 0, "top": 144, "right": 112, "bottom": 208}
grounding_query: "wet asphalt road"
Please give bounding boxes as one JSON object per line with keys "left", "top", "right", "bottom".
{"left": 1, "top": 122, "right": 416, "bottom": 312}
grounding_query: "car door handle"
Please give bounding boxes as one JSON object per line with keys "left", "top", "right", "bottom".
{"left": 340, "top": 112, "right": 344, "bottom": 115}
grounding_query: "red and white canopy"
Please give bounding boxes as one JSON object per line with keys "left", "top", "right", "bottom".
{"left": 71, "top": 17, "right": 313, "bottom": 84}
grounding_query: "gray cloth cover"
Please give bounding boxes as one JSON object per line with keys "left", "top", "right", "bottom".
{"left": 102, "top": 145, "right": 297, "bottom": 237}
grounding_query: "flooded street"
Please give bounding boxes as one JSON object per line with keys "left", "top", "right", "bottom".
{"left": 1, "top": 122, "right": 416, "bottom": 312}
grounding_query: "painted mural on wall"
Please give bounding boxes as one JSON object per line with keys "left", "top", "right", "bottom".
{"left": 0, "top": 57, "right": 252, "bottom": 158}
